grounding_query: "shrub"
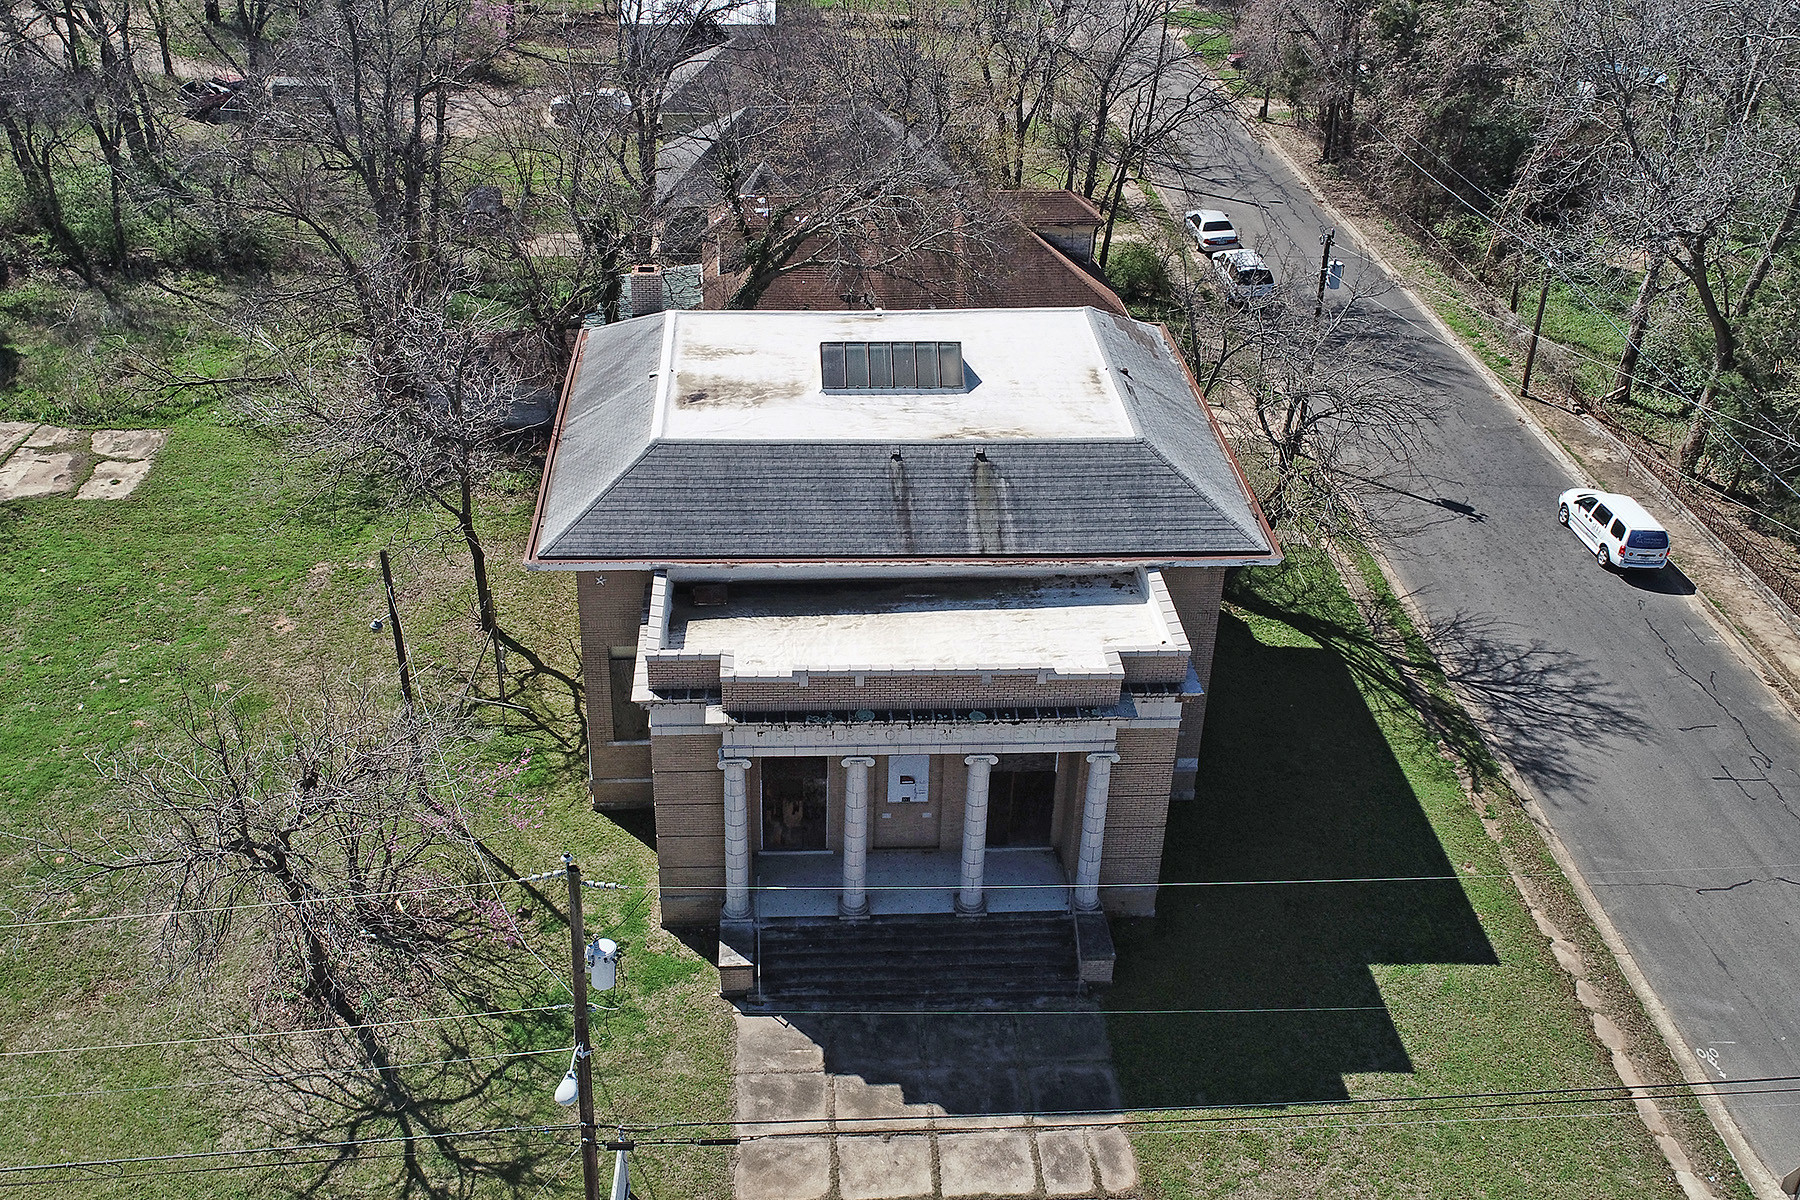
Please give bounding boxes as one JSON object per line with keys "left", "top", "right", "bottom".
{"left": 1107, "top": 242, "right": 1172, "bottom": 304}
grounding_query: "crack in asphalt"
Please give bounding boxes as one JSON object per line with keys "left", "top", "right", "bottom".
{"left": 1645, "top": 617, "right": 1796, "bottom": 824}
{"left": 1601, "top": 875, "right": 1800, "bottom": 895}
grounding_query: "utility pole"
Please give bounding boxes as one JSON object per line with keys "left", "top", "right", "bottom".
{"left": 378, "top": 550, "right": 414, "bottom": 715}
{"left": 566, "top": 855, "right": 602, "bottom": 1200}
{"left": 1314, "top": 227, "right": 1336, "bottom": 319}
{"left": 1520, "top": 267, "right": 1551, "bottom": 399}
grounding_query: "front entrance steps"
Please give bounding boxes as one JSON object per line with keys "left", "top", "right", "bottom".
{"left": 719, "top": 911, "right": 1114, "bottom": 1004}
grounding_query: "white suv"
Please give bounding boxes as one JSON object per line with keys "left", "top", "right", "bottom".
{"left": 1211, "top": 248, "right": 1276, "bottom": 306}
{"left": 1557, "top": 489, "right": 1670, "bottom": 570}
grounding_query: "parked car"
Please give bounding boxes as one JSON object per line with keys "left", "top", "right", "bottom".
{"left": 1184, "top": 208, "right": 1240, "bottom": 254}
{"left": 1211, "top": 247, "right": 1276, "bottom": 305}
{"left": 545, "top": 89, "right": 632, "bottom": 128}
{"left": 1557, "top": 489, "right": 1670, "bottom": 570}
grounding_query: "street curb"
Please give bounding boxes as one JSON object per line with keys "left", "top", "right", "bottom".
{"left": 1247, "top": 121, "right": 1789, "bottom": 1199}
{"left": 1246, "top": 112, "right": 1800, "bottom": 722}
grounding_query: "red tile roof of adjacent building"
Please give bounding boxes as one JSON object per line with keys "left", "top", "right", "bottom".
{"left": 998, "top": 188, "right": 1105, "bottom": 228}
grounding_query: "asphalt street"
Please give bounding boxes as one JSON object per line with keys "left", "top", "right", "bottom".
{"left": 1155, "top": 106, "right": 1800, "bottom": 1183}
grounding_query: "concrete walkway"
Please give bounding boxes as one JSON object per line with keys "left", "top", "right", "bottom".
{"left": 0, "top": 423, "right": 168, "bottom": 501}
{"left": 733, "top": 1009, "right": 1139, "bottom": 1200}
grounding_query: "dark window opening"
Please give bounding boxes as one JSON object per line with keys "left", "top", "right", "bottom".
{"left": 987, "top": 752, "right": 1057, "bottom": 848}
{"left": 1610, "top": 520, "right": 1627, "bottom": 539}
{"left": 821, "top": 341, "right": 964, "bottom": 391}
{"left": 608, "top": 651, "right": 649, "bottom": 742}
{"left": 1576, "top": 496, "right": 1597, "bottom": 511}
{"left": 1593, "top": 504, "right": 1613, "bottom": 525}
{"left": 762, "top": 758, "right": 828, "bottom": 850}
{"left": 1627, "top": 529, "right": 1669, "bottom": 549}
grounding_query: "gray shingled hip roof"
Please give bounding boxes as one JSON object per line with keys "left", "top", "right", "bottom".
{"left": 528, "top": 308, "right": 1277, "bottom": 565}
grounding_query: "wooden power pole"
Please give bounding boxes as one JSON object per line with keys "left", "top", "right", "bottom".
{"left": 566, "top": 855, "right": 602, "bottom": 1200}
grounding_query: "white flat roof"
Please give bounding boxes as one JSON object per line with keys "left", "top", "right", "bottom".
{"left": 654, "top": 309, "right": 1136, "bottom": 442}
{"left": 667, "top": 573, "right": 1179, "bottom": 675}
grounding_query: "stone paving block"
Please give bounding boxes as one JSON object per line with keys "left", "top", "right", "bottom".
{"left": 921, "top": 1013, "right": 1018, "bottom": 1065}
{"left": 0, "top": 450, "right": 79, "bottom": 500}
{"left": 1089, "top": 1126, "right": 1140, "bottom": 1195}
{"left": 1036, "top": 1128, "right": 1099, "bottom": 1198}
{"left": 735, "top": 1014, "right": 825, "bottom": 1073}
{"left": 90, "top": 429, "right": 168, "bottom": 460}
{"left": 734, "top": 1134, "right": 831, "bottom": 1200}
{"left": 1014, "top": 1012, "right": 1111, "bottom": 1063}
{"left": 809, "top": 1013, "right": 928, "bottom": 1073}
{"left": 21, "top": 424, "right": 80, "bottom": 449}
{"left": 834, "top": 1073, "right": 937, "bottom": 1133}
{"left": 736, "top": 1070, "right": 829, "bottom": 1135}
{"left": 836, "top": 1133, "right": 934, "bottom": 1200}
{"left": 919, "top": 1065, "right": 1024, "bottom": 1117}
{"left": 938, "top": 1129, "right": 1039, "bottom": 1198}
{"left": 1025, "top": 1063, "right": 1121, "bottom": 1114}
{"left": 0, "top": 422, "right": 33, "bottom": 459}
{"left": 77, "top": 458, "right": 153, "bottom": 499}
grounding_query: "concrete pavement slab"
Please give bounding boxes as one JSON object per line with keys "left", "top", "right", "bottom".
{"left": 77, "top": 458, "right": 153, "bottom": 499}
{"left": 0, "top": 450, "right": 79, "bottom": 499}
{"left": 1089, "top": 1126, "right": 1139, "bottom": 1195}
{"left": 1035, "top": 1128, "right": 1099, "bottom": 1198}
{"left": 735, "top": 1070, "right": 828, "bottom": 1135}
{"left": 0, "top": 421, "right": 32, "bottom": 458}
{"left": 1025, "top": 1063, "right": 1122, "bottom": 1113}
{"left": 937, "top": 1129, "right": 1038, "bottom": 1198}
{"left": 920, "top": 1065, "right": 1023, "bottom": 1116}
{"left": 734, "top": 1134, "right": 832, "bottom": 1200}
{"left": 921, "top": 1013, "right": 1018, "bottom": 1064}
{"left": 836, "top": 1134, "right": 934, "bottom": 1200}
{"left": 90, "top": 429, "right": 168, "bottom": 460}
{"left": 21, "top": 424, "right": 80, "bottom": 449}
{"left": 1014, "top": 1012, "right": 1111, "bottom": 1063}
{"left": 735, "top": 1014, "right": 825, "bottom": 1073}
{"left": 834, "top": 1073, "right": 937, "bottom": 1133}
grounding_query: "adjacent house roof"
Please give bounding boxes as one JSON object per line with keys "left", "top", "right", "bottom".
{"left": 527, "top": 307, "right": 1279, "bottom": 567}
{"left": 998, "top": 189, "right": 1104, "bottom": 229}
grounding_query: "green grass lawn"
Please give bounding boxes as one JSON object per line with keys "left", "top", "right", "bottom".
{"left": 1110, "top": 558, "right": 1734, "bottom": 1199}
{"left": 0, "top": 352, "right": 732, "bottom": 1196}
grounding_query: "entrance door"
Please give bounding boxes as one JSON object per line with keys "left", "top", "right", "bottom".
{"left": 761, "top": 757, "right": 828, "bottom": 850}
{"left": 988, "top": 753, "right": 1058, "bottom": 847}
{"left": 875, "top": 754, "right": 940, "bottom": 848}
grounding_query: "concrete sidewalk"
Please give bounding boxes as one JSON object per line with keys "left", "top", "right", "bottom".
{"left": 732, "top": 1009, "right": 1140, "bottom": 1200}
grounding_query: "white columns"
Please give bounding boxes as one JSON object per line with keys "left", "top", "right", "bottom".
{"left": 957, "top": 755, "right": 1000, "bottom": 915}
{"left": 1073, "top": 752, "right": 1120, "bottom": 911}
{"left": 839, "top": 757, "right": 876, "bottom": 919}
{"left": 719, "top": 757, "right": 753, "bottom": 921}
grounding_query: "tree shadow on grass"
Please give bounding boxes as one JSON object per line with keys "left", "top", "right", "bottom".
{"left": 1107, "top": 611, "right": 1498, "bottom": 1108}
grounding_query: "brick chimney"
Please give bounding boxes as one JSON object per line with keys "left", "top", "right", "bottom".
{"left": 630, "top": 263, "right": 664, "bottom": 316}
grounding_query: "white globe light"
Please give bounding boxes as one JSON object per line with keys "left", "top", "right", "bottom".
{"left": 554, "top": 1068, "right": 579, "bottom": 1107}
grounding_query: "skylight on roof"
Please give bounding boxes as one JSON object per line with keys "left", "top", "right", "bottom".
{"left": 821, "top": 341, "right": 964, "bottom": 391}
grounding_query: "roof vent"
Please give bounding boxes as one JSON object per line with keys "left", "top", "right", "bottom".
{"left": 821, "top": 341, "right": 964, "bottom": 391}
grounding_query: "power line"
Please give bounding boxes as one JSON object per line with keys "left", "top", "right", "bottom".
{"left": 0, "top": 1122, "right": 577, "bottom": 1178}
{"left": 1368, "top": 123, "right": 1800, "bottom": 500}
{"left": 623, "top": 1071, "right": 1800, "bottom": 1135}
{"left": 0, "top": 1045, "right": 570, "bottom": 1104}
{"left": 0, "top": 1004, "right": 571, "bottom": 1060}
{"left": 4, "top": 869, "right": 627, "bottom": 933}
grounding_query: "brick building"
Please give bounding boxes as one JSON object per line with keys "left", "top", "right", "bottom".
{"left": 526, "top": 306, "right": 1277, "bottom": 989}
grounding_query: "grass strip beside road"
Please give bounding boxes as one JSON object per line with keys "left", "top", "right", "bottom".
{"left": 1111, "top": 555, "right": 1748, "bottom": 1200}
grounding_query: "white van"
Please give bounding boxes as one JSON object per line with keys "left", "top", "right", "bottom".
{"left": 1557, "top": 489, "right": 1670, "bottom": 570}
{"left": 1211, "top": 248, "right": 1276, "bottom": 306}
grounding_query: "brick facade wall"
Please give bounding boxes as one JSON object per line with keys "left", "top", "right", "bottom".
{"left": 1159, "top": 566, "right": 1226, "bottom": 800}
{"left": 722, "top": 673, "right": 1120, "bottom": 712}
{"left": 644, "top": 654, "right": 722, "bottom": 690}
{"left": 651, "top": 731, "right": 725, "bottom": 925}
{"left": 1119, "top": 650, "right": 1191, "bottom": 686}
{"left": 1097, "top": 726, "right": 1179, "bottom": 916}
{"left": 579, "top": 571, "right": 654, "bottom": 809}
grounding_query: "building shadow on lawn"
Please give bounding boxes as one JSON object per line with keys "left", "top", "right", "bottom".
{"left": 1106, "top": 611, "right": 1499, "bottom": 1109}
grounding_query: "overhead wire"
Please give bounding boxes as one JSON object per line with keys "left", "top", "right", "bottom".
{"left": 0, "top": 1003, "right": 572, "bottom": 1059}
{"left": 1365, "top": 122, "right": 1800, "bottom": 501}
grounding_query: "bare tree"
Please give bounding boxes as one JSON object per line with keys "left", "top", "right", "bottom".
{"left": 46, "top": 680, "right": 552, "bottom": 1198}
{"left": 1526, "top": 0, "right": 1800, "bottom": 474}
{"left": 960, "top": 0, "right": 1079, "bottom": 186}
{"left": 1196, "top": 264, "right": 1440, "bottom": 542}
